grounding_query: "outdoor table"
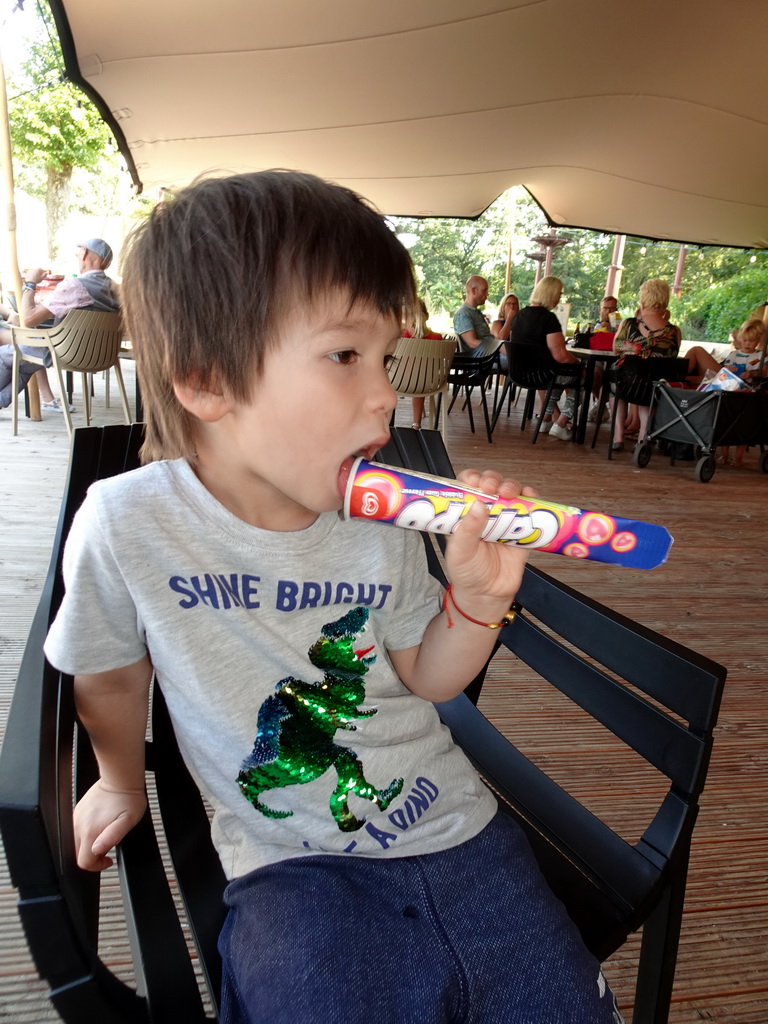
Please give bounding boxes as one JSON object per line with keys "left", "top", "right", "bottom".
{"left": 569, "top": 346, "right": 618, "bottom": 444}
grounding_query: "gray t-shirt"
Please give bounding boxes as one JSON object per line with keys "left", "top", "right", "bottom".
{"left": 453, "top": 303, "right": 495, "bottom": 354}
{"left": 45, "top": 459, "right": 497, "bottom": 880}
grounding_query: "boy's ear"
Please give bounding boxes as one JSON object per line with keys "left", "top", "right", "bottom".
{"left": 173, "top": 376, "right": 231, "bottom": 423}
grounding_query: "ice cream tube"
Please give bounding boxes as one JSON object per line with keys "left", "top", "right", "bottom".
{"left": 343, "top": 459, "right": 672, "bottom": 571}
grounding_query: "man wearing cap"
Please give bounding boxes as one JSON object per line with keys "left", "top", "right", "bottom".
{"left": 0, "top": 238, "right": 120, "bottom": 412}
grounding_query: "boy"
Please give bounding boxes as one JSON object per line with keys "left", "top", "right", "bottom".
{"left": 45, "top": 171, "right": 621, "bottom": 1023}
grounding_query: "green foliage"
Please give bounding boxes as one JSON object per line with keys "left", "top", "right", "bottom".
{"left": 669, "top": 263, "right": 768, "bottom": 343}
{"left": 9, "top": 79, "right": 110, "bottom": 177}
{"left": 8, "top": 4, "right": 111, "bottom": 179}
{"left": 6, "top": 2, "right": 124, "bottom": 257}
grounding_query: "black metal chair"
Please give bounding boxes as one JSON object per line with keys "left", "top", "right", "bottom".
{"left": 445, "top": 349, "right": 500, "bottom": 443}
{"left": 0, "top": 424, "right": 726, "bottom": 1024}
{"left": 589, "top": 355, "right": 690, "bottom": 460}
{"left": 490, "top": 341, "right": 583, "bottom": 442}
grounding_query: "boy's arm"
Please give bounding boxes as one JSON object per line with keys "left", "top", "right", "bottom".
{"left": 73, "top": 655, "right": 153, "bottom": 871}
{"left": 390, "top": 470, "right": 532, "bottom": 703}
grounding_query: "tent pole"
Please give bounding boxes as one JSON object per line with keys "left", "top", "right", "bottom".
{"left": 673, "top": 244, "right": 687, "bottom": 298}
{"left": 0, "top": 46, "right": 41, "bottom": 419}
{"left": 605, "top": 234, "right": 626, "bottom": 300}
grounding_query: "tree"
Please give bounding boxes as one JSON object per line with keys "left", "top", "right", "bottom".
{"left": 670, "top": 263, "right": 768, "bottom": 342}
{"left": 392, "top": 188, "right": 547, "bottom": 317}
{"left": 7, "top": 4, "right": 113, "bottom": 260}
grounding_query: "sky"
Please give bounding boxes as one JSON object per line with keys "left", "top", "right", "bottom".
{"left": 1, "top": 1, "right": 35, "bottom": 73}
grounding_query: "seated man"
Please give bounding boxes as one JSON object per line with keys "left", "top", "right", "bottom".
{"left": 594, "top": 294, "right": 619, "bottom": 334}
{"left": 0, "top": 238, "right": 120, "bottom": 412}
{"left": 453, "top": 275, "right": 506, "bottom": 368}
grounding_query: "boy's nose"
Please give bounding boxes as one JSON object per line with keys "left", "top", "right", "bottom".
{"left": 372, "top": 368, "right": 398, "bottom": 414}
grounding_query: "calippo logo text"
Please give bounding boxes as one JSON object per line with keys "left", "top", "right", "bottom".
{"left": 392, "top": 498, "right": 566, "bottom": 548}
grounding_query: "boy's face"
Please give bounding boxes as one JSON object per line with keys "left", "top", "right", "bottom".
{"left": 196, "top": 291, "right": 401, "bottom": 530}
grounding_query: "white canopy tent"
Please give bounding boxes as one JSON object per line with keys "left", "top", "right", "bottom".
{"left": 43, "top": 0, "right": 768, "bottom": 247}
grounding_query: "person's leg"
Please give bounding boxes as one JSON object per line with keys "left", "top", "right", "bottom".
{"left": 588, "top": 365, "right": 610, "bottom": 422}
{"left": 543, "top": 387, "right": 561, "bottom": 419}
{"left": 411, "top": 396, "right": 425, "bottom": 428}
{"left": 558, "top": 390, "right": 576, "bottom": 426}
{"left": 637, "top": 404, "right": 651, "bottom": 440}
{"left": 423, "top": 814, "right": 624, "bottom": 1023}
{"left": 218, "top": 820, "right": 623, "bottom": 1024}
{"left": 0, "top": 344, "right": 13, "bottom": 407}
{"left": 0, "top": 343, "right": 56, "bottom": 410}
{"left": 218, "top": 855, "right": 456, "bottom": 1024}
{"left": 612, "top": 398, "right": 628, "bottom": 445}
{"left": 0, "top": 343, "right": 44, "bottom": 408}
{"left": 35, "top": 368, "right": 56, "bottom": 404}
{"left": 624, "top": 404, "right": 640, "bottom": 435}
{"left": 731, "top": 444, "right": 747, "bottom": 467}
{"left": 549, "top": 389, "right": 577, "bottom": 440}
{"left": 685, "top": 345, "right": 721, "bottom": 384}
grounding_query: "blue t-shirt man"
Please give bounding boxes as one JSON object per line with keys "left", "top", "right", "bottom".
{"left": 453, "top": 275, "right": 505, "bottom": 366}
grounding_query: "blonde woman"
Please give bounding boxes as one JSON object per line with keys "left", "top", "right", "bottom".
{"left": 509, "top": 276, "right": 581, "bottom": 439}
{"left": 611, "top": 279, "right": 720, "bottom": 450}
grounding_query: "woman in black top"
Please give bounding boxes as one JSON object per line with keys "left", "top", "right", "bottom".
{"left": 510, "top": 276, "right": 581, "bottom": 439}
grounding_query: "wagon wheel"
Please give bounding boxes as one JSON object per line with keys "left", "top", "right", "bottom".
{"left": 695, "top": 455, "right": 716, "bottom": 483}
{"left": 633, "top": 442, "right": 652, "bottom": 469}
{"left": 761, "top": 451, "right": 768, "bottom": 474}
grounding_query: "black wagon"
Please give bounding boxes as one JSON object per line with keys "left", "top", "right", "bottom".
{"left": 633, "top": 382, "right": 768, "bottom": 482}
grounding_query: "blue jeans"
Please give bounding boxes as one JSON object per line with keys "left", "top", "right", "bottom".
{"left": 0, "top": 338, "right": 52, "bottom": 409}
{"left": 218, "top": 812, "right": 623, "bottom": 1023}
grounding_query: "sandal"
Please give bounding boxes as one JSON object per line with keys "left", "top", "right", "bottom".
{"left": 611, "top": 442, "right": 624, "bottom": 452}
{"left": 411, "top": 423, "right": 422, "bottom": 430}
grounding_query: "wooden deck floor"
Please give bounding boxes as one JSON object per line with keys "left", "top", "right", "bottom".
{"left": 1, "top": 370, "right": 766, "bottom": 1022}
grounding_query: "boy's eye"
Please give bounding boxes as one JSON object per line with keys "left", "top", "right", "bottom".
{"left": 330, "top": 350, "right": 358, "bottom": 365}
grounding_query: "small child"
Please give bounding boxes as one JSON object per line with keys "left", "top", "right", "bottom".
{"left": 719, "top": 317, "right": 767, "bottom": 466}
{"left": 44, "top": 171, "right": 621, "bottom": 1023}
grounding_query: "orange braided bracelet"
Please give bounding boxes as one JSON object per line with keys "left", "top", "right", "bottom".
{"left": 443, "top": 584, "right": 517, "bottom": 630}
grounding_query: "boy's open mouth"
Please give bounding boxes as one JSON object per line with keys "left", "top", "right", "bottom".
{"left": 337, "top": 440, "right": 388, "bottom": 501}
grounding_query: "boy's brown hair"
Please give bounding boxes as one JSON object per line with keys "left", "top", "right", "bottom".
{"left": 122, "top": 170, "right": 417, "bottom": 462}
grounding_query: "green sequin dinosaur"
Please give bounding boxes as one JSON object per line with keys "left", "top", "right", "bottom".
{"left": 237, "top": 606, "right": 403, "bottom": 831}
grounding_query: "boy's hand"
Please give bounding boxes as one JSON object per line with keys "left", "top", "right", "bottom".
{"left": 444, "top": 469, "right": 539, "bottom": 612}
{"left": 73, "top": 780, "right": 147, "bottom": 871}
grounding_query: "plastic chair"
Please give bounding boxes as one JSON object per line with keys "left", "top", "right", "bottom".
{"left": 9, "top": 309, "right": 132, "bottom": 437}
{"left": 589, "top": 356, "right": 690, "bottom": 460}
{"left": 0, "top": 424, "right": 726, "bottom": 1024}
{"left": 387, "top": 335, "right": 456, "bottom": 441}
{"left": 491, "top": 341, "right": 583, "bottom": 442}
